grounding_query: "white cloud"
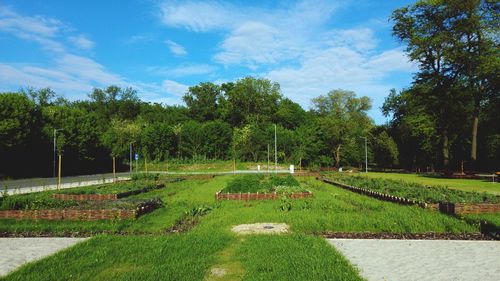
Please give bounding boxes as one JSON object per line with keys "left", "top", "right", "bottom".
{"left": 69, "top": 34, "right": 95, "bottom": 50}
{"left": 165, "top": 40, "right": 187, "bottom": 56}
{"left": 126, "top": 34, "right": 154, "bottom": 44}
{"left": 0, "top": 6, "right": 64, "bottom": 37}
{"left": 149, "top": 64, "right": 216, "bottom": 76}
{"left": 0, "top": 5, "right": 66, "bottom": 52}
{"left": 325, "top": 28, "right": 378, "bottom": 52}
{"left": 159, "top": 1, "right": 240, "bottom": 32}
{"left": 214, "top": 22, "right": 289, "bottom": 67}
{"left": 160, "top": 0, "right": 341, "bottom": 68}
{"left": 162, "top": 79, "right": 189, "bottom": 96}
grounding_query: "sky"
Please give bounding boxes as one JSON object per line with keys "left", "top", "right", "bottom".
{"left": 0, "top": 0, "right": 418, "bottom": 124}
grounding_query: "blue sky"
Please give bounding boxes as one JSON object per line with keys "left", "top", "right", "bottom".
{"left": 0, "top": 0, "right": 417, "bottom": 123}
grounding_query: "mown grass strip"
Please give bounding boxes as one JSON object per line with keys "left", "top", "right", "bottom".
{"left": 236, "top": 234, "right": 364, "bottom": 281}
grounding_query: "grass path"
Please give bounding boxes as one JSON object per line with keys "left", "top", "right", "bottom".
{"left": 357, "top": 172, "right": 500, "bottom": 195}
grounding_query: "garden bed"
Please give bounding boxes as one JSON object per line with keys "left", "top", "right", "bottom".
{"left": 0, "top": 198, "right": 162, "bottom": 221}
{"left": 324, "top": 174, "right": 500, "bottom": 204}
{"left": 216, "top": 174, "right": 312, "bottom": 201}
{"left": 321, "top": 177, "right": 500, "bottom": 215}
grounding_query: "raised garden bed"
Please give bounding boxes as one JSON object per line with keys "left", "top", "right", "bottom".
{"left": 324, "top": 174, "right": 500, "bottom": 204}
{"left": 321, "top": 175, "right": 500, "bottom": 215}
{"left": 216, "top": 174, "right": 312, "bottom": 201}
{"left": 0, "top": 198, "right": 162, "bottom": 221}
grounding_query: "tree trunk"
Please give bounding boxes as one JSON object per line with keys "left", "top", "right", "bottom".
{"left": 334, "top": 144, "right": 341, "bottom": 168}
{"left": 442, "top": 129, "right": 450, "bottom": 172}
{"left": 470, "top": 102, "right": 479, "bottom": 167}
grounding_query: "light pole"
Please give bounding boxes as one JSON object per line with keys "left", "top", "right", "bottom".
{"left": 53, "top": 129, "right": 61, "bottom": 178}
{"left": 360, "top": 136, "right": 368, "bottom": 173}
{"left": 267, "top": 144, "right": 270, "bottom": 174}
{"left": 129, "top": 142, "right": 133, "bottom": 174}
{"left": 274, "top": 124, "right": 277, "bottom": 174}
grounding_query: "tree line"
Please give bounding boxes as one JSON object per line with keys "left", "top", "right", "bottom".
{"left": 1, "top": 77, "right": 402, "bottom": 178}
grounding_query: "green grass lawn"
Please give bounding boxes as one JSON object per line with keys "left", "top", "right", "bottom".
{"left": 0, "top": 175, "right": 487, "bottom": 280}
{"left": 356, "top": 172, "right": 500, "bottom": 195}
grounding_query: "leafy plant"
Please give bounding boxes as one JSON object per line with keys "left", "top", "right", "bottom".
{"left": 279, "top": 196, "right": 293, "bottom": 211}
{"left": 184, "top": 205, "right": 213, "bottom": 217}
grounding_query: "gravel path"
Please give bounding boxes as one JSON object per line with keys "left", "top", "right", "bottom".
{"left": 328, "top": 239, "right": 500, "bottom": 281}
{"left": 0, "top": 238, "right": 88, "bottom": 276}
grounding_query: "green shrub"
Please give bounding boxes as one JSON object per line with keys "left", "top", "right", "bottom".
{"left": 185, "top": 205, "right": 213, "bottom": 217}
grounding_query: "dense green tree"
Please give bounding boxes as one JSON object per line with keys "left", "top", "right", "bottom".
{"left": 371, "top": 127, "right": 399, "bottom": 168}
{"left": 202, "top": 120, "right": 232, "bottom": 159}
{"left": 275, "top": 98, "right": 307, "bottom": 129}
{"left": 0, "top": 93, "right": 37, "bottom": 149}
{"left": 220, "top": 77, "right": 282, "bottom": 127}
{"left": 183, "top": 82, "right": 221, "bottom": 121}
{"left": 179, "top": 121, "right": 204, "bottom": 158}
{"left": 141, "top": 123, "right": 175, "bottom": 162}
{"left": 292, "top": 123, "right": 322, "bottom": 169}
{"left": 312, "top": 89, "right": 373, "bottom": 167}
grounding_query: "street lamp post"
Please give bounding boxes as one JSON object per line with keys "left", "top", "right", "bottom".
{"left": 274, "top": 124, "right": 277, "bottom": 174}
{"left": 360, "top": 136, "right": 368, "bottom": 173}
{"left": 129, "top": 142, "right": 133, "bottom": 174}
{"left": 53, "top": 129, "right": 61, "bottom": 178}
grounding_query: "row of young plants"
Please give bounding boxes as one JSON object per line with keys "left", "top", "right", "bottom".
{"left": 325, "top": 173, "right": 500, "bottom": 204}
{"left": 222, "top": 174, "right": 307, "bottom": 193}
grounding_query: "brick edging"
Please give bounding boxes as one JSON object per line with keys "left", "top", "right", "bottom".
{"left": 215, "top": 191, "right": 313, "bottom": 201}
{"left": 0, "top": 209, "right": 135, "bottom": 221}
{"left": 52, "top": 194, "right": 118, "bottom": 201}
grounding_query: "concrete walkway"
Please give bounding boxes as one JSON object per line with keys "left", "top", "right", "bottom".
{"left": 328, "top": 239, "right": 500, "bottom": 281}
{"left": 0, "top": 237, "right": 88, "bottom": 276}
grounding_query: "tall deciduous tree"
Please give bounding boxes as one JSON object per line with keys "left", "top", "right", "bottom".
{"left": 392, "top": 0, "right": 499, "bottom": 170}
{"left": 312, "top": 89, "right": 373, "bottom": 167}
{"left": 183, "top": 82, "right": 221, "bottom": 121}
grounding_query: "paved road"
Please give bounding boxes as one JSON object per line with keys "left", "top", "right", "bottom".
{"left": 328, "top": 239, "right": 500, "bottom": 281}
{"left": 0, "top": 173, "right": 131, "bottom": 196}
{"left": 1, "top": 172, "right": 131, "bottom": 190}
{"left": 0, "top": 238, "right": 88, "bottom": 277}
